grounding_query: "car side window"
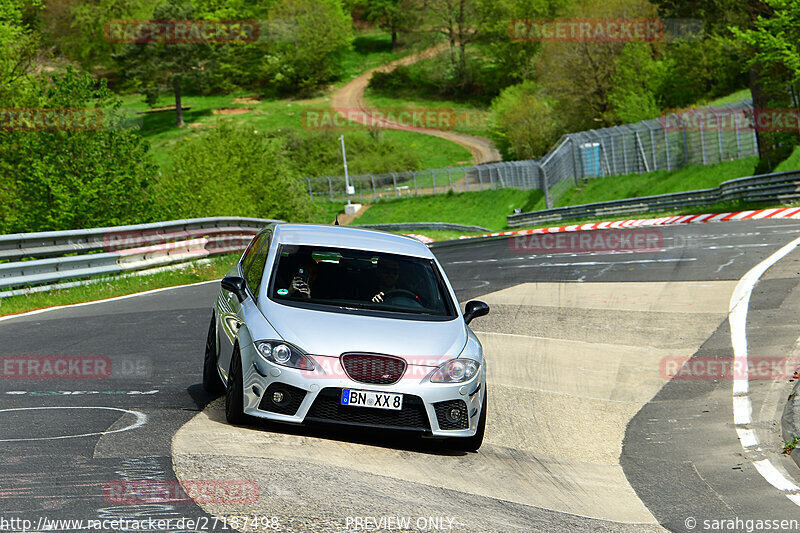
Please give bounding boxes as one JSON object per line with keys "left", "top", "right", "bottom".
{"left": 243, "top": 231, "right": 271, "bottom": 299}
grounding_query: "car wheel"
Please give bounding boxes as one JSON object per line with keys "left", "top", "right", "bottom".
{"left": 225, "top": 344, "right": 248, "bottom": 425}
{"left": 451, "top": 388, "right": 487, "bottom": 452}
{"left": 202, "top": 312, "right": 224, "bottom": 395}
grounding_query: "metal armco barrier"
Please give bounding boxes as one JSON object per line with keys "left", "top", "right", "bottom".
{"left": 507, "top": 169, "right": 800, "bottom": 227}
{"left": 0, "top": 217, "right": 280, "bottom": 296}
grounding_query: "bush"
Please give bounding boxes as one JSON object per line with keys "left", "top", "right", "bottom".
{"left": 156, "top": 122, "right": 315, "bottom": 222}
{"left": 0, "top": 68, "right": 158, "bottom": 233}
{"left": 488, "top": 80, "right": 561, "bottom": 160}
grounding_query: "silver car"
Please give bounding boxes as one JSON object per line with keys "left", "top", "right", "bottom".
{"left": 202, "top": 223, "right": 490, "bottom": 451}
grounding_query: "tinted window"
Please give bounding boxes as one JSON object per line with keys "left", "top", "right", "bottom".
{"left": 242, "top": 231, "right": 270, "bottom": 298}
{"left": 269, "top": 245, "right": 455, "bottom": 319}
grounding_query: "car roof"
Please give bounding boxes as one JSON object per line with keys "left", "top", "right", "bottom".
{"left": 270, "top": 223, "right": 434, "bottom": 258}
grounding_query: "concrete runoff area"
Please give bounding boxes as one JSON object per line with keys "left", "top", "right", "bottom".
{"left": 172, "top": 281, "right": 736, "bottom": 530}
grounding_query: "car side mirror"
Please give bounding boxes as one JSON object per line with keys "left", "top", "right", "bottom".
{"left": 221, "top": 276, "right": 248, "bottom": 303}
{"left": 464, "top": 300, "right": 489, "bottom": 325}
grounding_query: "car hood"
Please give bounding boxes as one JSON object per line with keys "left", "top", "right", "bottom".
{"left": 263, "top": 304, "right": 467, "bottom": 362}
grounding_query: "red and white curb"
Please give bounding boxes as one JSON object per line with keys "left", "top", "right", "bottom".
{"left": 453, "top": 207, "right": 800, "bottom": 242}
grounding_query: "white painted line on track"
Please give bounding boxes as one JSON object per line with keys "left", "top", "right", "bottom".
{"left": 0, "top": 406, "right": 147, "bottom": 442}
{"left": 728, "top": 234, "right": 800, "bottom": 505}
{"left": 0, "top": 279, "right": 219, "bottom": 323}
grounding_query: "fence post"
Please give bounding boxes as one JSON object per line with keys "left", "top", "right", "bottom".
{"left": 477, "top": 167, "right": 484, "bottom": 188}
{"left": 611, "top": 136, "right": 617, "bottom": 174}
{"left": 465, "top": 167, "right": 470, "bottom": 191}
{"left": 537, "top": 162, "right": 551, "bottom": 209}
{"left": 489, "top": 166, "right": 496, "bottom": 188}
{"left": 326, "top": 176, "right": 334, "bottom": 201}
{"left": 714, "top": 110, "right": 723, "bottom": 162}
{"left": 448, "top": 168, "right": 453, "bottom": 191}
{"left": 682, "top": 119, "right": 689, "bottom": 167}
{"left": 306, "top": 177, "right": 313, "bottom": 199}
{"left": 570, "top": 137, "right": 580, "bottom": 185}
{"left": 650, "top": 128, "right": 657, "bottom": 171}
{"left": 622, "top": 134, "right": 629, "bottom": 174}
{"left": 369, "top": 174, "right": 377, "bottom": 201}
{"left": 411, "top": 171, "right": 418, "bottom": 196}
{"left": 735, "top": 117, "right": 742, "bottom": 158}
{"left": 696, "top": 110, "right": 707, "bottom": 165}
{"left": 430, "top": 169, "right": 436, "bottom": 194}
{"left": 664, "top": 121, "right": 671, "bottom": 171}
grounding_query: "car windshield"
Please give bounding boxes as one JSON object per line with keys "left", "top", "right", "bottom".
{"left": 269, "top": 244, "right": 456, "bottom": 318}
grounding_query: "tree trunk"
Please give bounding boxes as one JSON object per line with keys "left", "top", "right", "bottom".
{"left": 174, "top": 79, "right": 184, "bottom": 128}
{"left": 391, "top": 31, "right": 397, "bottom": 49}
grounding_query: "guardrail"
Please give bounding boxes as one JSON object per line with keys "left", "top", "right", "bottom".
{"left": 352, "top": 222, "right": 491, "bottom": 233}
{"left": 507, "top": 169, "right": 800, "bottom": 227}
{"left": 0, "top": 217, "right": 279, "bottom": 297}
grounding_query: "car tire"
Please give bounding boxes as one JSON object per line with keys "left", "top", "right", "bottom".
{"left": 202, "top": 312, "right": 224, "bottom": 395}
{"left": 225, "top": 344, "right": 249, "bottom": 425}
{"left": 451, "top": 388, "right": 487, "bottom": 452}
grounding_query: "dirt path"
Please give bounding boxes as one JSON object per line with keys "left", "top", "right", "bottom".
{"left": 331, "top": 44, "right": 502, "bottom": 165}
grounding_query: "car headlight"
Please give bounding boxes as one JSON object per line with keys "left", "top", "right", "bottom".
{"left": 255, "top": 341, "right": 314, "bottom": 370}
{"left": 430, "top": 358, "right": 480, "bottom": 383}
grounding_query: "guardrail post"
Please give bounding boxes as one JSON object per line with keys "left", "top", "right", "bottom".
{"left": 369, "top": 174, "right": 377, "bottom": 200}
{"left": 326, "top": 176, "right": 334, "bottom": 201}
{"left": 430, "top": 169, "right": 436, "bottom": 194}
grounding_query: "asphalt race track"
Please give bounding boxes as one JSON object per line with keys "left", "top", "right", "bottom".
{"left": 4, "top": 219, "right": 800, "bottom": 532}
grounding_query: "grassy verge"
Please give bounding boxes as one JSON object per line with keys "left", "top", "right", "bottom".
{"left": 352, "top": 189, "right": 536, "bottom": 230}
{"left": 0, "top": 254, "right": 239, "bottom": 317}
{"left": 524, "top": 156, "right": 762, "bottom": 212}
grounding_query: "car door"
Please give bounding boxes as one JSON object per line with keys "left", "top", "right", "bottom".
{"left": 217, "top": 230, "right": 271, "bottom": 379}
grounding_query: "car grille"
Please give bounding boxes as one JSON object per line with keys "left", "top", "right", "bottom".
{"left": 340, "top": 353, "right": 407, "bottom": 385}
{"left": 258, "top": 383, "right": 307, "bottom": 416}
{"left": 305, "top": 388, "right": 431, "bottom": 432}
{"left": 433, "top": 399, "right": 469, "bottom": 430}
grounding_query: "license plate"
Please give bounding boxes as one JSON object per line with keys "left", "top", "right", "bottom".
{"left": 341, "top": 389, "right": 403, "bottom": 410}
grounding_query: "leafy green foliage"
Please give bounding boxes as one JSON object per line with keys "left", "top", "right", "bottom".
{"left": 0, "top": 0, "right": 41, "bottom": 106}
{"left": 489, "top": 80, "right": 561, "bottom": 159}
{"left": 265, "top": 0, "right": 353, "bottom": 93}
{"left": 0, "top": 68, "right": 158, "bottom": 233}
{"left": 156, "top": 122, "right": 315, "bottom": 222}
{"left": 608, "top": 43, "right": 667, "bottom": 123}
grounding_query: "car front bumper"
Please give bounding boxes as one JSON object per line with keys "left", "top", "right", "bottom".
{"left": 240, "top": 351, "right": 485, "bottom": 438}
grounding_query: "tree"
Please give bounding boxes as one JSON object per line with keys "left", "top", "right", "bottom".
{"left": 653, "top": 0, "right": 794, "bottom": 170}
{"left": 360, "top": 0, "right": 420, "bottom": 49}
{"left": 0, "top": 0, "right": 42, "bottom": 106}
{"left": 266, "top": 0, "right": 353, "bottom": 93}
{"left": 0, "top": 68, "right": 158, "bottom": 233}
{"left": 537, "top": 0, "right": 659, "bottom": 131}
{"left": 608, "top": 43, "right": 668, "bottom": 123}
{"left": 113, "top": 0, "right": 216, "bottom": 127}
{"left": 425, "top": 0, "right": 498, "bottom": 85}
